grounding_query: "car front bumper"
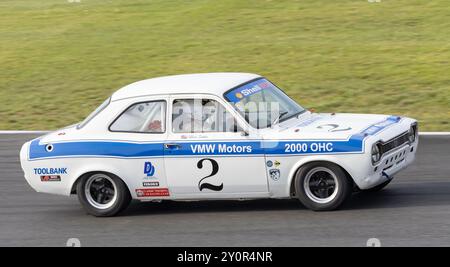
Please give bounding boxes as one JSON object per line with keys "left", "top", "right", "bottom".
{"left": 358, "top": 139, "right": 418, "bottom": 190}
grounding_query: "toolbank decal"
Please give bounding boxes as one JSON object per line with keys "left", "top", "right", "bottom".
{"left": 225, "top": 78, "right": 272, "bottom": 103}
{"left": 34, "top": 167, "right": 67, "bottom": 175}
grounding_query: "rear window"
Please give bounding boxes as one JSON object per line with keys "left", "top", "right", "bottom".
{"left": 77, "top": 97, "right": 111, "bottom": 129}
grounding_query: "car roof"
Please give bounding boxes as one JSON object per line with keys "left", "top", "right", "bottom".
{"left": 111, "top": 73, "right": 262, "bottom": 101}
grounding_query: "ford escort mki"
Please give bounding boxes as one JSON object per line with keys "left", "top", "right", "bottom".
{"left": 20, "top": 73, "right": 418, "bottom": 216}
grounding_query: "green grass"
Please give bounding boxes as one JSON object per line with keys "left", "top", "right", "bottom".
{"left": 0, "top": 0, "right": 449, "bottom": 130}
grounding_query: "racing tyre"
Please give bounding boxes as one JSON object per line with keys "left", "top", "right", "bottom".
{"left": 363, "top": 179, "right": 392, "bottom": 193}
{"left": 77, "top": 172, "right": 131, "bottom": 217}
{"left": 295, "top": 162, "right": 352, "bottom": 211}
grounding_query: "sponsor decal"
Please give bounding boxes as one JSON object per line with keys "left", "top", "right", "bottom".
{"left": 34, "top": 168, "right": 67, "bottom": 175}
{"left": 144, "top": 162, "right": 155, "bottom": 177}
{"left": 283, "top": 142, "right": 334, "bottom": 153}
{"left": 259, "top": 80, "right": 271, "bottom": 89}
{"left": 190, "top": 144, "right": 253, "bottom": 154}
{"left": 269, "top": 169, "right": 281, "bottom": 181}
{"left": 136, "top": 188, "right": 170, "bottom": 197}
{"left": 240, "top": 86, "right": 263, "bottom": 97}
{"left": 225, "top": 79, "right": 272, "bottom": 103}
{"left": 266, "top": 160, "right": 273, "bottom": 167}
{"left": 40, "top": 175, "right": 61, "bottom": 182}
{"left": 143, "top": 181, "right": 159, "bottom": 187}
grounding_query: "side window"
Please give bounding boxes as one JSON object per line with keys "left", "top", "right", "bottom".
{"left": 110, "top": 101, "right": 166, "bottom": 133}
{"left": 172, "top": 99, "right": 241, "bottom": 133}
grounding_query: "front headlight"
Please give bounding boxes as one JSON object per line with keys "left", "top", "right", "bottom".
{"left": 371, "top": 143, "right": 382, "bottom": 165}
{"left": 409, "top": 123, "right": 418, "bottom": 143}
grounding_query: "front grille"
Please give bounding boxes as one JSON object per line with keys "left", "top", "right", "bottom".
{"left": 380, "top": 131, "right": 409, "bottom": 154}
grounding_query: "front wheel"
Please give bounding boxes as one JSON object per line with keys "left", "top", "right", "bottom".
{"left": 77, "top": 172, "right": 131, "bottom": 217}
{"left": 295, "top": 162, "right": 352, "bottom": 211}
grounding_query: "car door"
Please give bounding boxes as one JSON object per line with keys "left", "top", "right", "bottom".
{"left": 164, "top": 95, "right": 269, "bottom": 199}
{"left": 108, "top": 96, "right": 170, "bottom": 199}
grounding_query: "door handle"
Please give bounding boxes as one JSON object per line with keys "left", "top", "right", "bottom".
{"left": 164, "top": 143, "right": 182, "bottom": 150}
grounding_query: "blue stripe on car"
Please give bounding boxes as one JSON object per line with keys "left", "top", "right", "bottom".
{"left": 28, "top": 116, "right": 401, "bottom": 160}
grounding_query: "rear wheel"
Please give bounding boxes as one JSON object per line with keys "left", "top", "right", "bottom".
{"left": 76, "top": 172, "right": 131, "bottom": 217}
{"left": 295, "top": 162, "right": 352, "bottom": 211}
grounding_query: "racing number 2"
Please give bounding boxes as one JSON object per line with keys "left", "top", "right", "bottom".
{"left": 197, "top": 158, "right": 223, "bottom": 192}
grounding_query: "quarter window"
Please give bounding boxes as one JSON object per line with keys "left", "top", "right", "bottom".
{"left": 110, "top": 101, "right": 166, "bottom": 133}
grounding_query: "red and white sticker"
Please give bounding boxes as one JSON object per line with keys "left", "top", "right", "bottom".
{"left": 40, "top": 175, "right": 61, "bottom": 182}
{"left": 135, "top": 188, "right": 170, "bottom": 197}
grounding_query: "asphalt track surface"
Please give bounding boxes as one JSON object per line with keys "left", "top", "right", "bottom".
{"left": 0, "top": 134, "right": 449, "bottom": 247}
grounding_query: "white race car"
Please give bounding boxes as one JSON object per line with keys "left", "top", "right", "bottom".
{"left": 20, "top": 73, "right": 418, "bottom": 216}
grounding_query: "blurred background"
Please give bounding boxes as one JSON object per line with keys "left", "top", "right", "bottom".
{"left": 0, "top": 0, "right": 449, "bottom": 130}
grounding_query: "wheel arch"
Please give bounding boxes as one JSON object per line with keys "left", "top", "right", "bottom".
{"left": 288, "top": 158, "right": 355, "bottom": 197}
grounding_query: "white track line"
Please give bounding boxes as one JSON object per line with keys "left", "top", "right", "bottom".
{"left": 419, "top": 132, "right": 450, "bottom": 136}
{"left": 0, "top": 131, "right": 49, "bottom": 134}
{"left": 0, "top": 131, "right": 449, "bottom": 135}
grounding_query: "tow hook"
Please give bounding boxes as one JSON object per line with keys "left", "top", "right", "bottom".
{"left": 382, "top": 171, "right": 393, "bottom": 180}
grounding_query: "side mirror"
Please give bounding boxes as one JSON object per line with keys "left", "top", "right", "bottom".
{"left": 240, "top": 131, "right": 249, "bottom": 137}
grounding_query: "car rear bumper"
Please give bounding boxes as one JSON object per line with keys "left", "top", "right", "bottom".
{"left": 20, "top": 140, "right": 71, "bottom": 196}
{"left": 20, "top": 141, "right": 38, "bottom": 192}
